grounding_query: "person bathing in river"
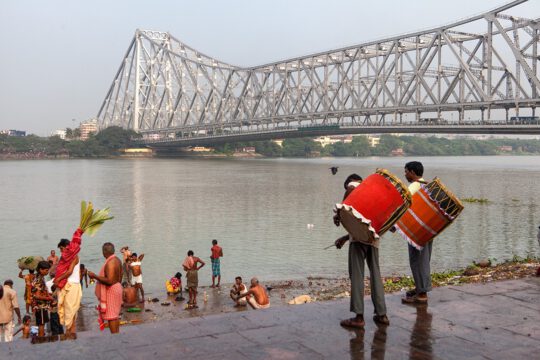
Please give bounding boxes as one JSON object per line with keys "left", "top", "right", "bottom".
{"left": 166, "top": 272, "right": 184, "bottom": 300}
{"left": 123, "top": 286, "right": 139, "bottom": 307}
{"left": 230, "top": 276, "right": 248, "bottom": 307}
{"left": 236, "top": 277, "right": 270, "bottom": 309}
{"left": 210, "top": 239, "right": 223, "bottom": 288}
{"left": 334, "top": 174, "right": 389, "bottom": 328}
{"left": 88, "top": 243, "right": 123, "bottom": 334}
{"left": 182, "top": 251, "right": 205, "bottom": 309}
{"left": 47, "top": 250, "right": 59, "bottom": 277}
{"left": 120, "top": 246, "right": 132, "bottom": 286}
{"left": 13, "top": 315, "right": 31, "bottom": 339}
{"left": 129, "top": 253, "right": 145, "bottom": 303}
{"left": 18, "top": 269, "right": 35, "bottom": 314}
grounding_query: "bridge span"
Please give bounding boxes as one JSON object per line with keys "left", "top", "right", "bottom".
{"left": 97, "top": 0, "right": 540, "bottom": 147}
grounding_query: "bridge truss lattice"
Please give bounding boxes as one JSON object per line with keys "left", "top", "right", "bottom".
{"left": 97, "top": 0, "right": 540, "bottom": 139}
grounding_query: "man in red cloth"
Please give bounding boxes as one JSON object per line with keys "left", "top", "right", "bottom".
{"left": 89, "top": 243, "right": 123, "bottom": 334}
{"left": 53, "top": 228, "right": 84, "bottom": 339}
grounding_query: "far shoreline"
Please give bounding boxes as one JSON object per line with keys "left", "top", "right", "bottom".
{"left": 2, "top": 153, "right": 540, "bottom": 161}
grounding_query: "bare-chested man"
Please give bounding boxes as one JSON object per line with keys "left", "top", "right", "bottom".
{"left": 88, "top": 243, "right": 123, "bottom": 334}
{"left": 129, "top": 253, "right": 145, "bottom": 303}
{"left": 237, "top": 277, "right": 270, "bottom": 310}
{"left": 47, "top": 250, "right": 59, "bottom": 276}
{"left": 123, "top": 286, "right": 138, "bottom": 307}
{"left": 182, "top": 250, "right": 205, "bottom": 309}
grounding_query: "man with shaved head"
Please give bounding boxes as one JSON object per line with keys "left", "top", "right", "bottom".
{"left": 88, "top": 243, "right": 123, "bottom": 333}
{"left": 236, "top": 277, "right": 270, "bottom": 310}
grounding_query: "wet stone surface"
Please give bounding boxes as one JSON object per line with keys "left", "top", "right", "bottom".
{"left": 1, "top": 277, "right": 539, "bottom": 359}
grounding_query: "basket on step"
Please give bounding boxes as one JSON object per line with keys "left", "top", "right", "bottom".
{"left": 17, "top": 256, "right": 45, "bottom": 270}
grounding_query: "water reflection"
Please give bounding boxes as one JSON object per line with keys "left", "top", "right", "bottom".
{"left": 348, "top": 325, "right": 388, "bottom": 360}
{"left": 409, "top": 305, "right": 433, "bottom": 360}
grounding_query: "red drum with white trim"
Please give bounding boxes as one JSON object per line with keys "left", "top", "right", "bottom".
{"left": 336, "top": 169, "right": 411, "bottom": 245}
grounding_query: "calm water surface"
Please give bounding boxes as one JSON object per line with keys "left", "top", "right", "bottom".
{"left": 1, "top": 156, "right": 539, "bottom": 302}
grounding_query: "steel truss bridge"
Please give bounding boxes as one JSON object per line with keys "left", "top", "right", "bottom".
{"left": 97, "top": 0, "right": 540, "bottom": 147}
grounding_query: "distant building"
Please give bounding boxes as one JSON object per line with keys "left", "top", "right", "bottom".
{"left": 52, "top": 129, "right": 67, "bottom": 139}
{"left": 191, "top": 146, "right": 213, "bottom": 152}
{"left": 272, "top": 139, "right": 284, "bottom": 147}
{"left": 144, "top": 133, "right": 162, "bottom": 141}
{"left": 239, "top": 146, "right": 256, "bottom": 153}
{"left": 121, "top": 148, "right": 154, "bottom": 157}
{"left": 79, "top": 119, "right": 98, "bottom": 140}
{"left": 391, "top": 148, "right": 405, "bottom": 156}
{"left": 367, "top": 135, "right": 380, "bottom": 147}
{"left": 498, "top": 145, "right": 513, "bottom": 152}
{"left": 314, "top": 136, "right": 343, "bottom": 147}
{"left": 1, "top": 129, "right": 26, "bottom": 137}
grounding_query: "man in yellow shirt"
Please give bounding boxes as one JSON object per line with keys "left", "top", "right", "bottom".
{"left": 402, "top": 161, "right": 432, "bottom": 304}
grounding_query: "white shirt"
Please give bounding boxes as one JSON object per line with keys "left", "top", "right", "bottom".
{"left": 408, "top": 178, "right": 426, "bottom": 195}
{"left": 67, "top": 261, "right": 81, "bottom": 284}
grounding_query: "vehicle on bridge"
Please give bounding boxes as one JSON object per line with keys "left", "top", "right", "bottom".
{"left": 418, "top": 118, "right": 448, "bottom": 125}
{"left": 509, "top": 116, "right": 540, "bottom": 125}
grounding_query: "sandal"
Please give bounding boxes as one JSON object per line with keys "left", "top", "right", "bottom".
{"left": 340, "top": 317, "right": 365, "bottom": 328}
{"left": 401, "top": 294, "right": 428, "bottom": 304}
{"left": 405, "top": 290, "right": 416, "bottom": 298}
{"left": 373, "top": 314, "right": 390, "bottom": 326}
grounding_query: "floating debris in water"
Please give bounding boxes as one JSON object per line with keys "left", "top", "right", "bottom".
{"left": 461, "top": 197, "right": 489, "bottom": 204}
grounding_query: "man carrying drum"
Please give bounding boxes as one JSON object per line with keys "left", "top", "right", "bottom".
{"left": 402, "top": 161, "right": 432, "bottom": 304}
{"left": 334, "top": 174, "right": 389, "bottom": 328}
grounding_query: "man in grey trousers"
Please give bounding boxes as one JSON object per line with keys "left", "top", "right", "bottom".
{"left": 334, "top": 174, "right": 389, "bottom": 328}
{"left": 401, "top": 161, "right": 432, "bottom": 304}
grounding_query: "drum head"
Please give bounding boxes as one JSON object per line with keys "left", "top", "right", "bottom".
{"left": 339, "top": 209, "right": 376, "bottom": 245}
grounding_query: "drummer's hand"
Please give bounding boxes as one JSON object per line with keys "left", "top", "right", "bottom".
{"left": 335, "top": 237, "right": 348, "bottom": 249}
{"left": 88, "top": 271, "right": 96, "bottom": 279}
{"left": 389, "top": 226, "right": 396, "bottom": 233}
{"left": 333, "top": 214, "right": 341, "bottom": 227}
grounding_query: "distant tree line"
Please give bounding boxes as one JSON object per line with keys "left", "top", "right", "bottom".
{"left": 216, "top": 135, "right": 540, "bottom": 157}
{"left": 0, "top": 126, "right": 140, "bottom": 158}
{"left": 2, "top": 128, "right": 540, "bottom": 158}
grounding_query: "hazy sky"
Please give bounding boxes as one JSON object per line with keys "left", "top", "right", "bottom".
{"left": 1, "top": 0, "right": 538, "bottom": 135}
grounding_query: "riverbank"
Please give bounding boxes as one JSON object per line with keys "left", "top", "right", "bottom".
{"left": 4, "top": 277, "right": 539, "bottom": 359}
{"left": 73, "top": 256, "right": 539, "bottom": 332}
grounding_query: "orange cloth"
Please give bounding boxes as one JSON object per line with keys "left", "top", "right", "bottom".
{"left": 182, "top": 256, "right": 195, "bottom": 270}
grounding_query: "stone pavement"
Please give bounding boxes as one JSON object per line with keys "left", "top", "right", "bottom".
{"left": 1, "top": 277, "right": 539, "bottom": 359}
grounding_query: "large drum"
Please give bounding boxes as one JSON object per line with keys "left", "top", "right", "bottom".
{"left": 335, "top": 169, "right": 412, "bottom": 244}
{"left": 395, "top": 178, "right": 464, "bottom": 249}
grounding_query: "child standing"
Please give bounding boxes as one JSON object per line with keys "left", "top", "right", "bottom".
{"left": 13, "top": 315, "right": 32, "bottom": 339}
{"left": 49, "top": 286, "right": 64, "bottom": 337}
{"left": 18, "top": 269, "right": 35, "bottom": 314}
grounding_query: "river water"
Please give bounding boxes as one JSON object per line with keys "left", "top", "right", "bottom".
{"left": 1, "top": 156, "right": 539, "bottom": 303}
